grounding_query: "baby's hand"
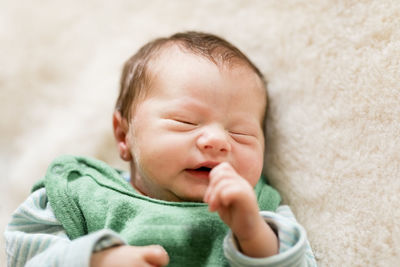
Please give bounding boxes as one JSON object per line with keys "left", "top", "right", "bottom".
{"left": 204, "top": 162, "right": 259, "bottom": 234}
{"left": 204, "top": 162, "right": 278, "bottom": 257}
{"left": 90, "top": 245, "right": 169, "bottom": 267}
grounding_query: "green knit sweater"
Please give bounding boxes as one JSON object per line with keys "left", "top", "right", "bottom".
{"left": 33, "top": 155, "right": 281, "bottom": 266}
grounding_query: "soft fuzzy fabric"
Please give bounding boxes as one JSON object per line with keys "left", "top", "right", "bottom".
{"left": 1, "top": 1, "right": 399, "bottom": 266}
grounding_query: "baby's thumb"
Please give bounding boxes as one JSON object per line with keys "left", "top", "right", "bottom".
{"left": 140, "top": 245, "right": 169, "bottom": 266}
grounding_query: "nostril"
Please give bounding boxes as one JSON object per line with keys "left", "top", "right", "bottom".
{"left": 201, "top": 143, "right": 230, "bottom": 153}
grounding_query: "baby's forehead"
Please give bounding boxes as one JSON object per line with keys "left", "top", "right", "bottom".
{"left": 150, "top": 44, "right": 264, "bottom": 88}
{"left": 146, "top": 45, "right": 266, "bottom": 105}
{"left": 149, "top": 45, "right": 210, "bottom": 71}
{"left": 153, "top": 44, "right": 256, "bottom": 73}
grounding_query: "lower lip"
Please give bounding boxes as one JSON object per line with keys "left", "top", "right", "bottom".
{"left": 185, "top": 169, "right": 210, "bottom": 179}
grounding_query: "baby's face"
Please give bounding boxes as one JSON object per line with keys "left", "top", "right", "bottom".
{"left": 126, "top": 48, "right": 266, "bottom": 202}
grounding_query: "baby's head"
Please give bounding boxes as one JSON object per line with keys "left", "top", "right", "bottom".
{"left": 113, "top": 32, "right": 268, "bottom": 202}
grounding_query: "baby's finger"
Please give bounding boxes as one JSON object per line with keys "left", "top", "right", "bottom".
{"left": 217, "top": 183, "right": 244, "bottom": 208}
{"left": 204, "top": 164, "right": 229, "bottom": 203}
{"left": 203, "top": 184, "right": 212, "bottom": 203}
{"left": 139, "top": 245, "right": 169, "bottom": 266}
{"left": 208, "top": 179, "right": 235, "bottom": 211}
{"left": 209, "top": 162, "right": 236, "bottom": 187}
{"left": 204, "top": 173, "right": 226, "bottom": 203}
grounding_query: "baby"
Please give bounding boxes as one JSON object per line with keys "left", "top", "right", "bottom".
{"left": 5, "top": 32, "right": 316, "bottom": 266}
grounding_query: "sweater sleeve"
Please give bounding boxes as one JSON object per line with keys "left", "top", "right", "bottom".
{"left": 4, "top": 188, "right": 127, "bottom": 267}
{"left": 223, "top": 205, "right": 317, "bottom": 267}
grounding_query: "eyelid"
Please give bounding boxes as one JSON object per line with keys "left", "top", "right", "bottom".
{"left": 229, "top": 130, "right": 256, "bottom": 137}
{"left": 166, "top": 118, "right": 198, "bottom": 128}
{"left": 230, "top": 131, "right": 247, "bottom": 136}
{"left": 173, "top": 119, "right": 197, "bottom": 126}
{"left": 229, "top": 132, "right": 257, "bottom": 145}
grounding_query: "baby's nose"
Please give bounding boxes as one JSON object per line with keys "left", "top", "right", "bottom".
{"left": 197, "top": 126, "right": 231, "bottom": 154}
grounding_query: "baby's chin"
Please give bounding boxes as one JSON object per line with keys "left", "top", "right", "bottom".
{"left": 146, "top": 187, "right": 206, "bottom": 202}
{"left": 169, "top": 184, "right": 208, "bottom": 202}
{"left": 172, "top": 189, "right": 207, "bottom": 203}
{"left": 172, "top": 192, "right": 205, "bottom": 203}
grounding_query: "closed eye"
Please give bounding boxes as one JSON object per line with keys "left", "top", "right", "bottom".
{"left": 164, "top": 118, "right": 198, "bottom": 132}
{"left": 175, "top": 119, "right": 197, "bottom": 126}
{"left": 229, "top": 131, "right": 252, "bottom": 137}
{"left": 229, "top": 131, "right": 257, "bottom": 143}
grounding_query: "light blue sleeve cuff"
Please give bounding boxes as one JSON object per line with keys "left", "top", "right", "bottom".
{"left": 223, "top": 209, "right": 315, "bottom": 267}
{"left": 5, "top": 187, "right": 127, "bottom": 267}
{"left": 26, "top": 229, "right": 127, "bottom": 267}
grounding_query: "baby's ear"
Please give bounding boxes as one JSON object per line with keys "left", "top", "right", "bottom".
{"left": 112, "top": 111, "right": 132, "bottom": 161}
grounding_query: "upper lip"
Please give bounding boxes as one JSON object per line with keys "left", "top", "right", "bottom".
{"left": 190, "top": 161, "right": 220, "bottom": 170}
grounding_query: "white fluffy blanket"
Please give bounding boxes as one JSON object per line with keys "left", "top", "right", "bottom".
{"left": 2, "top": 1, "right": 399, "bottom": 265}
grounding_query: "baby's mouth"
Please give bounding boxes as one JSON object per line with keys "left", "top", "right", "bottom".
{"left": 185, "top": 162, "right": 219, "bottom": 179}
{"left": 185, "top": 166, "right": 213, "bottom": 179}
{"left": 194, "top": 166, "right": 212, "bottom": 172}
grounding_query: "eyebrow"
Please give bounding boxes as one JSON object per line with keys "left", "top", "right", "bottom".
{"left": 165, "top": 97, "right": 210, "bottom": 114}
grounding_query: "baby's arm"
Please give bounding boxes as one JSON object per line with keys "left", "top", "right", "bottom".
{"left": 203, "top": 162, "right": 278, "bottom": 258}
{"left": 223, "top": 207, "right": 317, "bottom": 266}
{"left": 5, "top": 188, "right": 168, "bottom": 267}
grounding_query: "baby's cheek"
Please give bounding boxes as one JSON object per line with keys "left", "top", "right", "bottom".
{"left": 240, "top": 159, "right": 263, "bottom": 187}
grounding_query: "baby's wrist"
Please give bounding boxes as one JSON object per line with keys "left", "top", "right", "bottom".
{"left": 235, "top": 218, "right": 278, "bottom": 258}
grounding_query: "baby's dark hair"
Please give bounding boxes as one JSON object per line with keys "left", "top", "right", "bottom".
{"left": 115, "top": 31, "right": 267, "bottom": 121}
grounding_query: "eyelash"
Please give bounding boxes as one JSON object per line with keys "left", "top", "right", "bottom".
{"left": 230, "top": 131, "right": 254, "bottom": 139}
{"left": 229, "top": 131, "right": 245, "bottom": 136}
{"left": 230, "top": 133, "right": 256, "bottom": 145}
{"left": 175, "top": 119, "right": 197, "bottom": 126}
